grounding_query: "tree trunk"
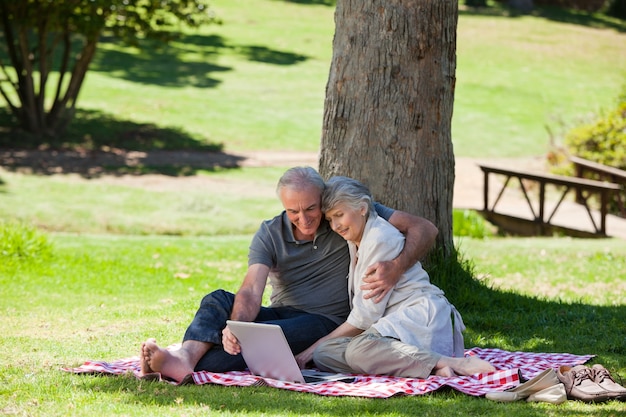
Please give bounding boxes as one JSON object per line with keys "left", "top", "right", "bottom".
{"left": 319, "top": 0, "right": 458, "bottom": 253}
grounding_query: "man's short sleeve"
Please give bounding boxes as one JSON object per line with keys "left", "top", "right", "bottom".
{"left": 248, "top": 220, "right": 277, "bottom": 268}
{"left": 373, "top": 202, "right": 394, "bottom": 221}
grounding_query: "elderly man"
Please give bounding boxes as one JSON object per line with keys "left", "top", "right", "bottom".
{"left": 140, "top": 166, "right": 437, "bottom": 382}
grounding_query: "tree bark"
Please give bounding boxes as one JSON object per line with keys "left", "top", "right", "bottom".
{"left": 319, "top": 0, "right": 458, "bottom": 252}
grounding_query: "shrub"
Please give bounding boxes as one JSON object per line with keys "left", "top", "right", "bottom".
{"left": 0, "top": 221, "right": 53, "bottom": 263}
{"left": 563, "top": 95, "right": 626, "bottom": 170}
{"left": 453, "top": 209, "right": 494, "bottom": 238}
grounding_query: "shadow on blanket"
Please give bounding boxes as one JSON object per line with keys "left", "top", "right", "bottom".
{"left": 63, "top": 347, "right": 593, "bottom": 398}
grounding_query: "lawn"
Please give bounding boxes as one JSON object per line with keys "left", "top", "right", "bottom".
{"left": 1, "top": 1, "right": 626, "bottom": 416}
{"left": 1, "top": 225, "right": 625, "bottom": 416}
{"left": 2, "top": 1, "right": 624, "bottom": 157}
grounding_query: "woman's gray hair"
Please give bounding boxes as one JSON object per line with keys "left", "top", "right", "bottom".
{"left": 276, "top": 166, "right": 325, "bottom": 196}
{"left": 322, "top": 176, "right": 374, "bottom": 216}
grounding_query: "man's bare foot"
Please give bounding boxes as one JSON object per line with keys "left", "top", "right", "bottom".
{"left": 139, "top": 338, "right": 195, "bottom": 382}
{"left": 140, "top": 338, "right": 158, "bottom": 375}
{"left": 435, "top": 356, "right": 496, "bottom": 376}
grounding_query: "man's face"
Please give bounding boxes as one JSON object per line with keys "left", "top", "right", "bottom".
{"left": 279, "top": 185, "right": 323, "bottom": 239}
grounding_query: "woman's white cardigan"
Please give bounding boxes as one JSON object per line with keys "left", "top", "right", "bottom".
{"left": 345, "top": 214, "right": 466, "bottom": 357}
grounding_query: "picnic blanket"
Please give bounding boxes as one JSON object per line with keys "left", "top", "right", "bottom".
{"left": 64, "top": 347, "right": 593, "bottom": 398}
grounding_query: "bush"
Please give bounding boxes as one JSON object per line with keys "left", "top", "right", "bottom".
{"left": 563, "top": 93, "right": 626, "bottom": 170}
{"left": 453, "top": 209, "right": 494, "bottom": 238}
{"left": 0, "top": 221, "right": 53, "bottom": 263}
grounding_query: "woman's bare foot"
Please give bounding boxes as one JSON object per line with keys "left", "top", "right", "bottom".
{"left": 435, "top": 356, "right": 495, "bottom": 376}
{"left": 434, "top": 365, "right": 456, "bottom": 377}
{"left": 139, "top": 339, "right": 196, "bottom": 382}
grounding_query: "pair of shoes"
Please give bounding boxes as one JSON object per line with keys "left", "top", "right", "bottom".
{"left": 557, "top": 364, "right": 625, "bottom": 403}
{"left": 591, "top": 364, "right": 626, "bottom": 401}
{"left": 485, "top": 368, "right": 566, "bottom": 404}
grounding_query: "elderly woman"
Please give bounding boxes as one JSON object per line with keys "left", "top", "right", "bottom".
{"left": 295, "top": 176, "right": 494, "bottom": 378}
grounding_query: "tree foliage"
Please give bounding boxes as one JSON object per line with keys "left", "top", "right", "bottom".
{"left": 0, "top": 0, "right": 216, "bottom": 143}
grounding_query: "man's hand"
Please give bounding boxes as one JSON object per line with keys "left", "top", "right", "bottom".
{"left": 222, "top": 326, "right": 241, "bottom": 356}
{"left": 361, "top": 259, "right": 402, "bottom": 303}
{"left": 360, "top": 210, "right": 438, "bottom": 303}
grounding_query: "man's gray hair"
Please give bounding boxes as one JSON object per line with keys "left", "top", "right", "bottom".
{"left": 276, "top": 166, "right": 325, "bottom": 196}
{"left": 322, "top": 176, "right": 374, "bottom": 216}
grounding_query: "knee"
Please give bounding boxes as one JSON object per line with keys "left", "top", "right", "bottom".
{"left": 200, "top": 289, "right": 233, "bottom": 306}
{"left": 312, "top": 340, "right": 334, "bottom": 371}
{"left": 345, "top": 337, "right": 378, "bottom": 374}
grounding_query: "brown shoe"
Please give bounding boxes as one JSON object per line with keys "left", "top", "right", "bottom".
{"left": 557, "top": 365, "right": 612, "bottom": 403}
{"left": 592, "top": 364, "right": 626, "bottom": 401}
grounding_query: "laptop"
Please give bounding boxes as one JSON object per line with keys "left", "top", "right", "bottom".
{"left": 226, "top": 320, "right": 355, "bottom": 384}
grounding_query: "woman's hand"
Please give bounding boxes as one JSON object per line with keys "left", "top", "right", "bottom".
{"left": 295, "top": 345, "right": 316, "bottom": 369}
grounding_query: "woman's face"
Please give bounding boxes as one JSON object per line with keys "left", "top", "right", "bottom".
{"left": 325, "top": 202, "right": 367, "bottom": 244}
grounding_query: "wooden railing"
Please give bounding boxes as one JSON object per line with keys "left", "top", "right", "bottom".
{"left": 570, "top": 156, "right": 626, "bottom": 217}
{"left": 479, "top": 164, "right": 621, "bottom": 236}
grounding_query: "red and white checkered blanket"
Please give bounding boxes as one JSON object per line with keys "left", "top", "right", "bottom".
{"left": 64, "top": 347, "right": 593, "bottom": 398}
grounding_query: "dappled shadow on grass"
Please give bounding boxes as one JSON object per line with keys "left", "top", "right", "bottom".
{"left": 93, "top": 34, "right": 227, "bottom": 88}
{"left": 0, "top": 108, "right": 247, "bottom": 178}
{"left": 0, "top": 108, "right": 222, "bottom": 152}
{"left": 0, "top": 148, "right": 245, "bottom": 178}
{"left": 237, "top": 45, "right": 308, "bottom": 65}
{"left": 460, "top": 4, "right": 626, "bottom": 32}
{"left": 91, "top": 33, "right": 309, "bottom": 88}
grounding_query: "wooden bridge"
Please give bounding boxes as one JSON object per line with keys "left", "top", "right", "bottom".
{"left": 478, "top": 161, "right": 624, "bottom": 238}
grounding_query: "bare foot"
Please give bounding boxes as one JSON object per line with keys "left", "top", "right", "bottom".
{"left": 434, "top": 365, "right": 456, "bottom": 377}
{"left": 451, "top": 356, "right": 496, "bottom": 376}
{"left": 140, "top": 339, "right": 195, "bottom": 382}
{"left": 435, "top": 356, "right": 495, "bottom": 376}
{"left": 140, "top": 338, "right": 158, "bottom": 375}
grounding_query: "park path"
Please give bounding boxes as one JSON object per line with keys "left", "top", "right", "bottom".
{"left": 2, "top": 148, "right": 624, "bottom": 239}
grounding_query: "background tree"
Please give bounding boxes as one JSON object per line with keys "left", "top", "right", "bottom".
{"left": 319, "top": 0, "right": 458, "bottom": 253}
{"left": 0, "top": 0, "right": 216, "bottom": 143}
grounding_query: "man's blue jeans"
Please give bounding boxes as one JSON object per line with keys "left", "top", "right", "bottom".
{"left": 183, "top": 289, "right": 339, "bottom": 372}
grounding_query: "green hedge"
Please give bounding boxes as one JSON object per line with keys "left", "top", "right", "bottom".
{"left": 564, "top": 89, "right": 626, "bottom": 170}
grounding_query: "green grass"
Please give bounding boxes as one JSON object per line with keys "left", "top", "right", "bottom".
{"left": 1, "top": 1, "right": 626, "bottom": 416}
{"left": 0, "top": 167, "right": 285, "bottom": 235}
{"left": 454, "top": 10, "right": 626, "bottom": 157}
{"left": 2, "top": 1, "right": 625, "bottom": 157}
{"left": 1, "top": 231, "right": 625, "bottom": 416}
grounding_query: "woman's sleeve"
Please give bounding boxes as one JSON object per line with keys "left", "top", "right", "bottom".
{"left": 346, "top": 225, "right": 404, "bottom": 329}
